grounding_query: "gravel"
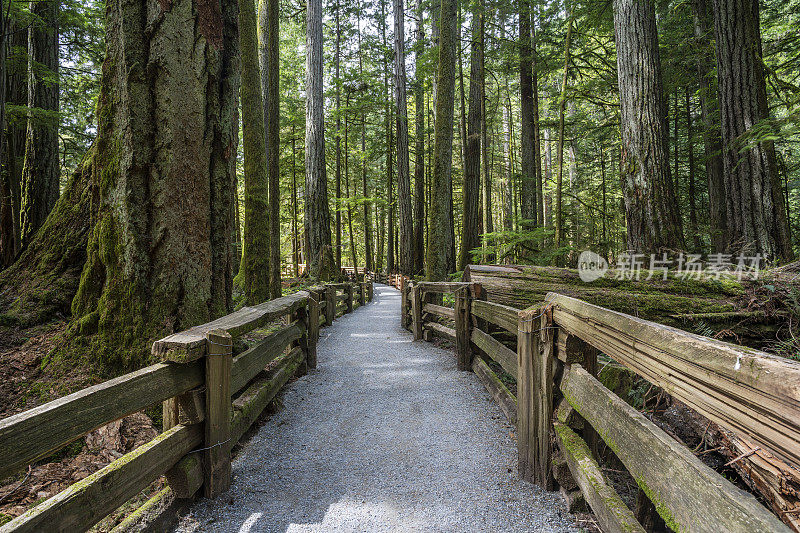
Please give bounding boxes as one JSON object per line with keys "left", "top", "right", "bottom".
{"left": 173, "top": 284, "right": 579, "bottom": 533}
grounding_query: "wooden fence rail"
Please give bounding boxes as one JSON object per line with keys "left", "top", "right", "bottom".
{"left": 403, "top": 267, "right": 797, "bottom": 533}
{"left": 0, "top": 278, "right": 373, "bottom": 533}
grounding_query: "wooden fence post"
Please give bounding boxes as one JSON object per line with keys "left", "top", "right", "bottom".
{"left": 517, "top": 306, "right": 555, "bottom": 488}
{"left": 401, "top": 278, "right": 409, "bottom": 329}
{"left": 326, "top": 285, "right": 336, "bottom": 324}
{"left": 411, "top": 284, "right": 423, "bottom": 340}
{"left": 307, "top": 292, "right": 319, "bottom": 368}
{"left": 204, "top": 329, "right": 232, "bottom": 498}
{"left": 359, "top": 281, "right": 366, "bottom": 306}
{"left": 346, "top": 284, "right": 354, "bottom": 313}
{"left": 455, "top": 285, "right": 472, "bottom": 371}
{"left": 294, "top": 305, "right": 310, "bottom": 374}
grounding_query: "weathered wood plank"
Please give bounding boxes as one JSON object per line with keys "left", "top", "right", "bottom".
{"left": 472, "top": 357, "right": 516, "bottom": 423}
{"left": 152, "top": 291, "right": 309, "bottom": 362}
{"left": 560, "top": 364, "right": 790, "bottom": 533}
{"left": 165, "top": 454, "right": 203, "bottom": 498}
{"left": 553, "top": 421, "right": 645, "bottom": 533}
{"left": 0, "top": 361, "right": 202, "bottom": 480}
{"left": 550, "top": 292, "right": 800, "bottom": 468}
{"left": 230, "top": 347, "right": 304, "bottom": 446}
{"left": 517, "top": 306, "right": 539, "bottom": 484}
{"left": 424, "top": 322, "right": 456, "bottom": 342}
{"left": 471, "top": 328, "right": 517, "bottom": 379}
{"left": 416, "top": 281, "right": 471, "bottom": 293}
{"left": 455, "top": 286, "right": 472, "bottom": 370}
{"left": 204, "top": 330, "right": 231, "bottom": 498}
{"left": 471, "top": 299, "right": 519, "bottom": 333}
{"left": 0, "top": 424, "right": 202, "bottom": 533}
{"left": 412, "top": 285, "right": 423, "bottom": 340}
{"left": 230, "top": 323, "right": 303, "bottom": 394}
{"left": 423, "top": 303, "right": 455, "bottom": 321}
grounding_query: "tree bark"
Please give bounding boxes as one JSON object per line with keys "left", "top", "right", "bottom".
{"left": 687, "top": 88, "right": 701, "bottom": 252}
{"left": 5, "top": 0, "right": 242, "bottom": 373}
{"left": 518, "top": 0, "right": 535, "bottom": 227}
{"left": 357, "top": 5, "right": 373, "bottom": 274}
{"left": 459, "top": 0, "right": 482, "bottom": 272}
{"left": 426, "top": 0, "right": 457, "bottom": 281}
{"left": 334, "top": 0, "right": 342, "bottom": 271}
{"left": 395, "top": 0, "right": 413, "bottom": 275}
{"left": 305, "top": 0, "right": 333, "bottom": 278}
{"left": 20, "top": 0, "right": 59, "bottom": 248}
{"left": 613, "top": 0, "right": 685, "bottom": 253}
{"left": 711, "top": 0, "right": 792, "bottom": 261}
{"left": 1, "top": 20, "right": 26, "bottom": 267}
{"left": 412, "top": 0, "right": 426, "bottom": 275}
{"left": 240, "top": 0, "right": 270, "bottom": 305}
{"left": 554, "top": 12, "right": 573, "bottom": 254}
{"left": 264, "top": 0, "right": 281, "bottom": 297}
{"left": 692, "top": 0, "right": 726, "bottom": 253}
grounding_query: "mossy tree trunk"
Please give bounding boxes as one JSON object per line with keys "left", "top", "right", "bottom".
{"left": 412, "top": 0, "right": 425, "bottom": 276}
{"left": 394, "top": 0, "right": 413, "bottom": 276}
{"left": 67, "top": 0, "right": 240, "bottom": 372}
{"left": 20, "top": 0, "right": 59, "bottom": 248}
{"left": 426, "top": 0, "right": 457, "bottom": 281}
{"left": 239, "top": 0, "right": 271, "bottom": 305}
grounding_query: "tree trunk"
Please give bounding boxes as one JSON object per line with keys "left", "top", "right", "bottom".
{"left": 613, "top": 0, "right": 685, "bottom": 253}
{"left": 531, "top": 13, "right": 543, "bottom": 228}
{"left": 20, "top": 0, "right": 59, "bottom": 248}
{"left": 395, "top": 0, "right": 413, "bottom": 275}
{"left": 413, "top": 0, "right": 426, "bottom": 275}
{"left": 334, "top": 1, "right": 342, "bottom": 271}
{"left": 5, "top": 0, "right": 241, "bottom": 373}
{"left": 692, "top": 0, "right": 726, "bottom": 253}
{"left": 518, "top": 0, "right": 535, "bottom": 227}
{"left": 240, "top": 0, "right": 270, "bottom": 305}
{"left": 459, "top": 0, "right": 482, "bottom": 272}
{"left": 427, "top": 0, "right": 457, "bottom": 280}
{"left": 481, "top": 6, "right": 493, "bottom": 263}
{"left": 1, "top": 20, "right": 26, "bottom": 267}
{"left": 554, "top": 13, "right": 573, "bottom": 254}
{"left": 712, "top": 0, "right": 792, "bottom": 261}
{"left": 357, "top": 5, "right": 373, "bottom": 274}
{"left": 263, "top": 0, "right": 280, "bottom": 297}
{"left": 291, "top": 130, "right": 299, "bottom": 277}
{"left": 687, "top": 88, "right": 701, "bottom": 252}
{"left": 305, "top": 0, "right": 333, "bottom": 278}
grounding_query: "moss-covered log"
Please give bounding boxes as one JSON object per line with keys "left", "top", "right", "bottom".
{"left": 463, "top": 264, "right": 781, "bottom": 346}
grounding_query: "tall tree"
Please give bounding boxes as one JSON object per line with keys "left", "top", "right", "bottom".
{"left": 264, "top": 0, "right": 281, "bottom": 298}
{"left": 395, "top": 0, "right": 413, "bottom": 274}
{"left": 20, "top": 0, "right": 59, "bottom": 247}
{"left": 692, "top": 0, "right": 726, "bottom": 252}
{"left": 1, "top": 20, "right": 26, "bottom": 267}
{"left": 613, "top": 0, "right": 684, "bottom": 252}
{"left": 686, "top": 88, "right": 701, "bottom": 252}
{"left": 459, "top": 0, "right": 483, "bottom": 271}
{"left": 712, "top": 0, "right": 792, "bottom": 260}
{"left": 334, "top": 0, "right": 342, "bottom": 270}
{"left": 0, "top": 0, "right": 241, "bottom": 370}
{"left": 427, "top": 0, "right": 457, "bottom": 280}
{"left": 240, "top": 0, "right": 271, "bottom": 304}
{"left": 380, "top": 0, "right": 395, "bottom": 273}
{"left": 554, "top": 12, "right": 573, "bottom": 253}
{"left": 357, "top": 5, "right": 373, "bottom": 274}
{"left": 412, "top": 0, "right": 426, "bottom": 274}
{"left": 305, "top": 0, "right": 334, "bottom": 277}
{"left": 518, "top": 0, "right": 535, "bottom": 227}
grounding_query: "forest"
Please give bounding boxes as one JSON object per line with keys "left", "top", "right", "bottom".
{"left": 0, "top": 0, "right": 799, "bottom": 375}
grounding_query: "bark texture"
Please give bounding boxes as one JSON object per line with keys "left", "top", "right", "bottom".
{"left": 426, "top": 0, "right": 457, "bottom": 280}
{"left": 692, "top": 0, "right": 726, "bottom": 253}
{"left": 64, "top": 0, "right": 240, "bottom": 372}
{"left": 305, "top": 0, "right": 333, "bottom": 278}
{"left": 240, "top": 0, "right": 270, "bottom": 304}
{"left": 712, "top": 0, "right": 792, "bottom": 261}
{"left": 518, "top": 0, "right": 535, "bottom": 226}
{"left": 613, "top": 0, "right": 684, "bottom": 253}
{"left": 1, "top": 21, "right": 26, "bottom": 267}
{"left": 412, "top": 0, "right": 425, "bottom": 275}
{"left": 394, "top": 0, "right": 413, "bottom": 275}
{"left": 20, "top": 0, "right": 59, "bottom": 248}
{"left": 459, "top": 1, "right": 482, "bottom": 272}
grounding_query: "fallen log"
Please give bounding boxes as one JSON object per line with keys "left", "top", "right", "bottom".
{"left": 462, "top": 264, "right": 780, "bottom": 346}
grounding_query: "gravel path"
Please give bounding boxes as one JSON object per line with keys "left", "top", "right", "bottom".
{"left": 173, "top": 284, "right": 578, "bottom": 533}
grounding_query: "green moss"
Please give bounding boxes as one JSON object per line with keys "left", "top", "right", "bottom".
{"left": 634, "top": 476, "right": 682, "bottom": 532}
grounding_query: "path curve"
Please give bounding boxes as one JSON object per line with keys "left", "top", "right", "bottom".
{"left": 174, "top": 284, "right": 577, "bottom": 532}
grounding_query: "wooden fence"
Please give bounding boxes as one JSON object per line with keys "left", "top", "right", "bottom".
{"left": 400, "top": 277, "right": 800, "bottom": 533}
{"left": 0, "top": 280, "right": 373, "bottom": 533}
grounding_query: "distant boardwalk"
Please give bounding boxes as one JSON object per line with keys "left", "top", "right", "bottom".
{"left": 174, "top": 285, "right": 577, "bottom": 533}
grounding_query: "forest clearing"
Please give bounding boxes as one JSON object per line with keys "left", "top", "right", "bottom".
{"left": 1, "top": 0, "right": 800, "bottom": 530}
